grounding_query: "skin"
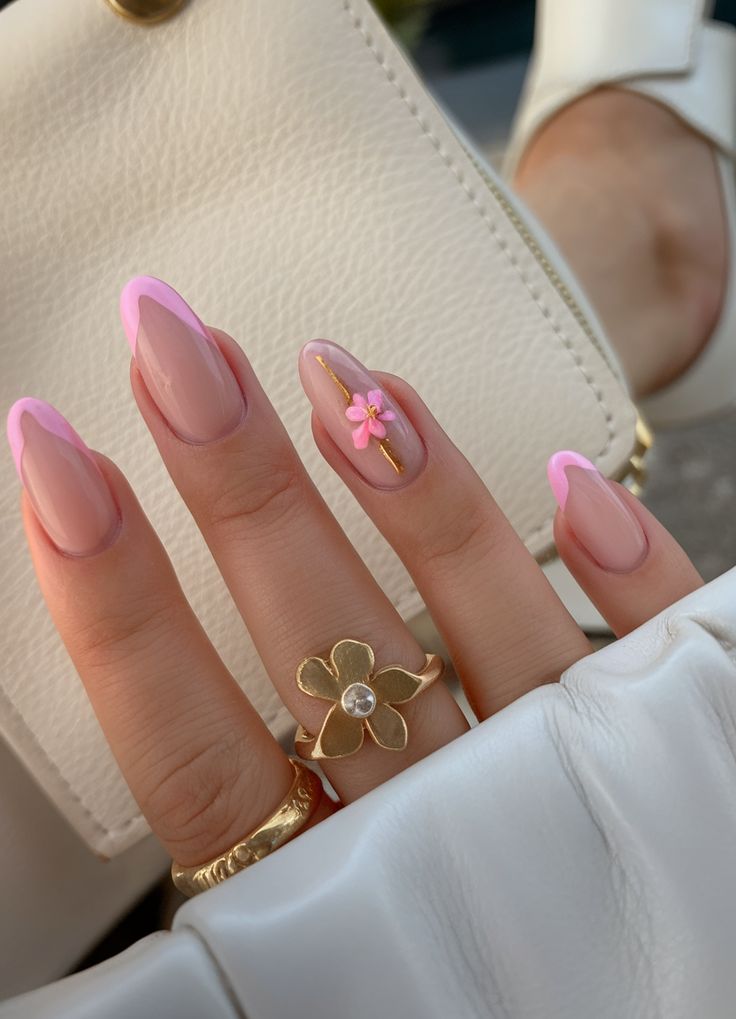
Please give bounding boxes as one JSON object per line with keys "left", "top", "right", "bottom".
{"left": 514, "top": 88, "right": 727, "bottom": 399}
{"left": 15, "top": 324, "right": 703, "bottom": 870}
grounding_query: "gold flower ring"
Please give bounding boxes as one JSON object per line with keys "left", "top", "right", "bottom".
{"left": 294, "top": 639, "right": 445, "bottom": 760}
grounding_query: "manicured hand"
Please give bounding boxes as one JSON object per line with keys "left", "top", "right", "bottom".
{"left": 7, "top": 277, "right": 703, "bottom": 874}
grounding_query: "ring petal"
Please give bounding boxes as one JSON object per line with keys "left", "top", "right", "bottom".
{"left": 370, "top": 666, "right": 422, "bottom": 703}
{"left": 365, "top": 703, "right": 407, "bottom": 751}
{"left": 297, "top": 656, "right": 341, "bottom": 701}
{"left": 315, "top": 704, "right": 365, "bottom": 758}
{"left": 331, "top": 639, "right": 375, "bottom": 689}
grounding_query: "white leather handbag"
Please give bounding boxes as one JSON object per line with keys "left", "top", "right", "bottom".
{"left": 0, "top": 0, "right": 638, "bottom": 994}
{"left": 4, "top": 566, "right": 736, "bottom": 1018}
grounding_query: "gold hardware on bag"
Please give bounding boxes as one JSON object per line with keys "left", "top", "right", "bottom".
{"left": 104, "top": 0, "right": 186, "bottom": 24}
{"left": 619, "top": 415, "right": 653, "bottom": 496}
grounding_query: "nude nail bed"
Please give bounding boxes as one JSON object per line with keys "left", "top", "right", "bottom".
{"left": 298, "top": 339, "right": 425, "bottom": 489}
{"left": 120, "top": 276, "right": 245, "bottom": 444}
{"left": 6, "top": 398, "right": 120, "bottom": 557}
{"left": 547, "top": 450, "right": 648, "bottom": 573}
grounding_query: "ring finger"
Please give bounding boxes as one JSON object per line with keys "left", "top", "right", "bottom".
{"left": 120, "top": 277, "right": 468, "bottom": 801}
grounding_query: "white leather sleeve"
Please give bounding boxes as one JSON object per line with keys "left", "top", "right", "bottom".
{"left": 0, "top": 933, "right": 239, "bottom": 1019}
{"left": 5, "top": 568, "right": 736, "bottom": 1018}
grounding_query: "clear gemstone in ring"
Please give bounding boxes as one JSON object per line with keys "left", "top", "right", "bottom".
{"left": 341, "top": 682, "right": 377, "bottom": 718}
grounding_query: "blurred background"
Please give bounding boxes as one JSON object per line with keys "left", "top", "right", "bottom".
{"left": 378, "top": 0, "right": 736, "bottom": 585}
{"left": 3, "top": 0, "right": 736, "bottom": 976}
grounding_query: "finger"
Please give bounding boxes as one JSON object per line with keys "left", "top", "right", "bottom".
{"left": 547, "top": 451, "right": 703, "bottom": 635}
{"left": 120, "top": 278, "right": 468, "bottom": 801}
{"left": 7, "top": 399, "right": 332, "bottom": 867}
{"left": 300, "top": 343, "right": 592, "bottom": 721}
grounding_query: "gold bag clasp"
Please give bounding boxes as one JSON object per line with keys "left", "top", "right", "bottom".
{"left": 105, "top": 0, "right": 186, "bottom": 24}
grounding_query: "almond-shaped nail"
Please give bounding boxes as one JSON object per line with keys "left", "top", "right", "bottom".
{"left": 6, "top": 399, "right": 120, "bottom": 557}
{"left": 120, "top": 276, "right": 245, "bottom": 444}
{"left": 299, "top": 340, "right": 425, "bottom": 488}
{"left": 547, "top": 451, "right": 648, "bottom": 573}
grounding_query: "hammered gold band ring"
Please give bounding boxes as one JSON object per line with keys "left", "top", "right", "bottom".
{"left": 294, "top": 639, "right": 445, "bottom": 761}
{"left": 171, "top": 758, "right": 323, "bottom": 897}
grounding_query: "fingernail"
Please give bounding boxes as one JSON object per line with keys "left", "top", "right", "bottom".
{"left": 120, "top": 276, "right": 245, "bottom": 444}
{"left": 298, "top": 339, "right": 425, "bottom": 488}
{"left": 547, "top": 450, "right": 648, "bottom": 573}
{"left": 6, "top": 399, "right": 120, "bottom": 556}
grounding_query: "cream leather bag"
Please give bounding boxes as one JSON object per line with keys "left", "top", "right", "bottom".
{"left": 0, "top": 0, "right": 636, "bottom": 962}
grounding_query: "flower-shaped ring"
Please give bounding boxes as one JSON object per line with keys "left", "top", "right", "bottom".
{"left": 293, "top": 639, "right": 445, "bottom": 760}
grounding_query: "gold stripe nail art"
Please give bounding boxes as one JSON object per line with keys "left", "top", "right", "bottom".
{"left": 315, "top": 354, "right": 404, "bottom": 474}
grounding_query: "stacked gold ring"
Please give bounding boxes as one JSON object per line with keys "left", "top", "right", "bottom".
{"left": 171, "top": 639, "right": 444, "bottom": 895}
{"left": 171, "top": 758, "right": 323, "bottom": 897}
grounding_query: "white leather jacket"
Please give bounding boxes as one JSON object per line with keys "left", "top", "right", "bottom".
{"left": 3, "top": 568, "right": 736, "bottom": 1018}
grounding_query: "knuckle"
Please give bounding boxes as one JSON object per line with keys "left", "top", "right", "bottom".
{"left": 73, "top": 595, "right": 182, "bottom": 671}
{"left": 418, "top": 502, "right": 496, "bottom": 575}
{"left": 206, "top": 450, "right": 307, "bottom": 535}
{"left": 146, "top": 731, "right": 249, "bottom": 856}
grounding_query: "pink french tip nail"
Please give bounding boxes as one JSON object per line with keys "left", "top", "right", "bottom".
{"left": 298, "top": 339, "right": 425, "bottom": 489}
{"left": 547, "top": 449, "right": 648, "bottom": 574}
{"left": 6, "top": 398, "right": 120, "bottom": 557}
{"left": 119, "top": 276, "right": 245, "bottom": 444}
{"left": 546, "top": 450, "right": 597, "bottom": 511}
{"left": 119, "top": 276, "right": 210, "bottom": 357}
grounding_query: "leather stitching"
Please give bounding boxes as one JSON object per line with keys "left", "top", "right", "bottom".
{"left": 0, "top": 682, "right": 144, "bottom": 842}
{"left": 342, "top": 0, "right": 619, "bottom": 547}
{"left": 0, "top": 668, "right": 290, "bottom": 844}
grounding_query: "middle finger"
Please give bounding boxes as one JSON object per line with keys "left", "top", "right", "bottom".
{"left": 301, "top": 343, "right": 593, "bottom": 721}
{"left": 120, "top": 277, "right": 467, "bottom": 801}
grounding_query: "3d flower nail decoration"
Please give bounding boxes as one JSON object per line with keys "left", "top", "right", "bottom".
{"left": 345, "top": 389, "right": 396, "bottom": 450}
{"left": 295, "top": 639, "right": 427, "bottom": 758}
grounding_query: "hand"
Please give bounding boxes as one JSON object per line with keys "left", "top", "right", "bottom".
{"left": 6, "top": 276, "right": 703, "bottom": 878}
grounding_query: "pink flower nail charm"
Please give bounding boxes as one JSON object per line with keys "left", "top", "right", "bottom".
{"left": 345, "top": 389, "right": 397, "bottom": 450}
{"left": 299, "top": 339, "right": 426, "bottom": 488}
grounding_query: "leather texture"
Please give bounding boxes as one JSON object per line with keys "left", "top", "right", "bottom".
{"left": 0, "top": 932, "right": 240, "bottom": 1019}
{"left": 5, "top": 567, "right": 736, "bottom": 1018}
{"left": 504, "top": 0, "right": 716, "bottom": 172}
{"left": 0, "top": 0, "right": 636, "bottom": 857}
{"left": 0, "top": 732, "right": 168, "bottom": 998}
{"left": 504, "top": 0, "right": 736, "bottom": 427}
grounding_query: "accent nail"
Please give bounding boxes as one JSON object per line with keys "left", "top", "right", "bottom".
{"left": 298, "top": 340, "right": 425, "bottom": 488}
{"left": 6, "top": 399, "right": 120, "bottom": 556}
{"left": 547, "top": 450, "right": 648, "bottom": 573}
{"left": 120, "top": 276, "right": 245, "bottom": 444}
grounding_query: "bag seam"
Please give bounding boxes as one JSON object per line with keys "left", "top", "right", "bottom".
{"left": 342, "top": 0, "right": 618, "bottom": 549}
{"left": 0, "top": 682, "right": 143, "bottom": 841}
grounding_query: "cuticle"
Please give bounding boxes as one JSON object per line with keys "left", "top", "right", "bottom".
{"left": 170, "top": 391, "right": 249, "bottom": 448}
{"left": 589, "top": 533, "right": 651, "bottom": 576}
{"left": 55, "top": 506, "right": 124, "bottom": 561}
